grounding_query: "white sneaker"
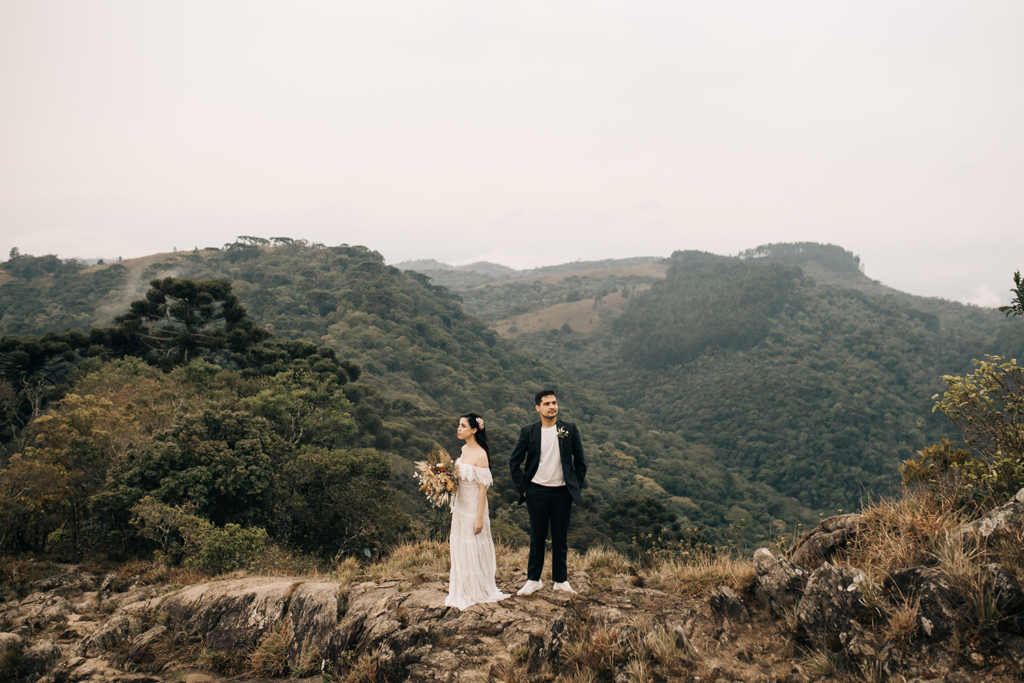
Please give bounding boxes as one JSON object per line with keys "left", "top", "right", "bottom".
{"left": 553, "top": 581, "right": 576, "bottom": 594}
{"left": 517, "top": 580, "right": 544, "bottom": 596}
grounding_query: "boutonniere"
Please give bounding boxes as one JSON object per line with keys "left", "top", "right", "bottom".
{"left": 557, "top": 426, "right": 568, "bottom": 441}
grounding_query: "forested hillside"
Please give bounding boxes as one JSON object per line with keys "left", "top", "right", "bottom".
{"left": 457, "top": 244, "right": 1023, "bottom": 516}
{"left": 3, "top": 241, "right": 1018, "bottom": 561}
{"left": 1, "top": 241, "right": 816, "bottom": 558}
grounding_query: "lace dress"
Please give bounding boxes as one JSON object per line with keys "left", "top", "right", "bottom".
{"left": 445, "top": 461, "right": 510, "bottom": 610}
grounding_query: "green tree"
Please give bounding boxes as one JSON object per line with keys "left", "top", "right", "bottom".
{"left": 111, "top": 409, "right": 282, "bottom": 526}
{"left": 115, "top": 278, "right": 268, "bottom": 367}
{"left": 0, "top": 333, "right": 78, "bottom": 447}
{"left": 275, "top": 446, "right": 406, "bottom": 557}
{"left": 13, "top": 393, "right": 125, "bottom": 556}
{"left": 242, "top": 370, "right": 357, "bottom": 448}
{"left": 999, "top": 270, "right": 1024, "bottom": 318}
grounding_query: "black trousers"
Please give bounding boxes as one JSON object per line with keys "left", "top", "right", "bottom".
{"left": 525, "top": 483, "right": 573, "bottom": 583}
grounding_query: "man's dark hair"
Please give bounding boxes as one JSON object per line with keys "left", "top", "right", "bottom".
{"left": 535, "top": 389, "right": 556, "bottom": 405}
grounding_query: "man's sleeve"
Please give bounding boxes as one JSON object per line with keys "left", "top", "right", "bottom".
{"left": 509, "top": 427, "right": 529, "bottom": 497}
{"left": 572, "top": 425, "right": 587, "bottom": 489}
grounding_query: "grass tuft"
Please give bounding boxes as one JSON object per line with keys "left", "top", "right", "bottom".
{"left": 249, "top": 620, "right": 292, "bottom": 677}
{"left": 805, "top": 649, "right": 837, "bottom": 677}
{"left": 885, "top": 599, "right": 920, "bottom": 645}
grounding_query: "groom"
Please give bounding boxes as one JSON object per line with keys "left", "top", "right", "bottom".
{"left": 509, "top": 389, "right": 587, "bottom": 596}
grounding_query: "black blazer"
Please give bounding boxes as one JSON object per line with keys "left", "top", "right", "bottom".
{"left": 509, "top": 420, "right": 587, "bottom": 506}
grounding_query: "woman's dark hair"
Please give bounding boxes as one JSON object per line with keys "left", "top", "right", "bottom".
{"left": 461, "top": 412, "right": 491, "bottom": 468}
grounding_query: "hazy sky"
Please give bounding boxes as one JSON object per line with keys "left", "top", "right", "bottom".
{"left": 2, "top": 2, "right": 1022, "bottom": 306}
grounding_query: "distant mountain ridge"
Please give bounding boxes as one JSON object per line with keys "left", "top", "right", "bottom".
{"left": 393, "top": 256, "right": 665, "bottom": 290}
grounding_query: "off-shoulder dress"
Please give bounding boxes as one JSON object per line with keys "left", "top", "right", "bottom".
{"left": 445, "top": 460, "right": 510, "bottom": 610}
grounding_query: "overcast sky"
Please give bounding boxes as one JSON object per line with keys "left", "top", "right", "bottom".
{"left": 1, "top": 1, "right": 1022, "bottom": 306}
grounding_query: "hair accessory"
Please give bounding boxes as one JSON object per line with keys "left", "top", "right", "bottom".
{"left": 476, "top": 417, "right": 485, "bottom": 430}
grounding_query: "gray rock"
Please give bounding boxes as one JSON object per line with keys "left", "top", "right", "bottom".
{"left": 162, "top": 577, "right": 304, "bottom": 653}
{"left": 796, "top": 562, "right": 870, "bottom": 653}
{"left": 28, "top": 566, "right": 100, "bottom": 596}
{"left": 709, "top": 585, "right": 750, "bottom": 624}
{"left": 753, "top": 548, "right": 808, "bottom": 617}
{"left": 23, "top": 638, "right": 61, "bottom": 675}
{"left": 0, "top": 632, "right": 24, "bottom": 667}
{"left": 71, "top": 592, "right": 99, "bottom": 613}
{"left": 127, "top": 625, "right": 167, "bottom": 662}
{"left": 17, "top": 593, "right": 71, "bottom": 625}
{"left": 884, "top": 566, "right": 958, "bottom": 641}
{"left": 962, "top": 487, "right": 1024, "bottom": 544}
{"left": 73, "top": 613, "right": 140, "bottom": 657}
{"left": 789, "top": 514, "right": 864, "bottom": 569}
{"left": 980, "top": 563, "right": 1024, "bottom": 614}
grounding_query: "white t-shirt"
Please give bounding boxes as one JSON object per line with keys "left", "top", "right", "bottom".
{"left": 532, "top": 425, "right": 565, "bottom": 487}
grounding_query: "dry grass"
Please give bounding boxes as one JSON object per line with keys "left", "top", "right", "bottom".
{"left": 555, "top": 669, "right": 599, "bottom": 683}
{"left": 856, "top": 573, "right": 892, "bottom": 624}
{"left": 0, "top": 644, "right": 26, "bottom": 681}
{"left": 0, "top": 556, "right": 59, "bottom": 601}
{"left": 491, "top": 659, "right": 530, "bottom": 683}
{"left": 849, "top": 488, "right": 1024, "bottom": 639}
{"left": 581, "top": 546, "right": 631, "bottom": 577}
{"left": 622, "top": 657, "right": 652, "bottom": 683}
{"left": 848, "top": 489, "right": 966, "bottom": 581}
{"left": 805, "top": 650, "right": 837, "bottom": 677}
{"left": 368, "top": 540, "right": 449, "bottom": 581}
{"left": 934, "top": 532, "right": 1003, "bottom": 631}
{"left": 329, "top": 556, "right": 362, "bottom": 586}
{"left": 114, "top": 558, "right": 206, "bottom": 587}
{"left": 558, "top": 609, "right": 692, "bottom": 682}
{"left": 194, "top": 648, "right": 247, "bottom": 675}
{"left": 249, "top": 620, "right": 292, "bottom": 677}
{"left": 885, "top": 599, "right": 920, "bottom": 644}
{"left": 992, "top": 526, "right": 1024, "bottom": 579}
{"left": 293, "top": 646, "right": 324, "bottom": 678}
{"left": 641, "top": 552, "right": 755, "bottom": 597}
{"left": 561, "top": 617, "right": 625, "bottom": 678}
{"left": 328, "top": 648, "right": 381, "bottom": 683}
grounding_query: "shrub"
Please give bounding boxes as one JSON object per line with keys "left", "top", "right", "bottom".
{"left": 185, "top": 523, "right": 268, "bottom": 576}
{"left": 905, "top": 355, "right": 1024, "bottom": 512}
{"left": 130, "top": 496, "right": 267, "bottom": 575}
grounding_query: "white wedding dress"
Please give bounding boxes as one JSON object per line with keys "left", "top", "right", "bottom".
{"left": 445, "top": 460, "right": 510, "bottom": 610}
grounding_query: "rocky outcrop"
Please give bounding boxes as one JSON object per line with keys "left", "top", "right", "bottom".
{"left": 73, "top": 613, "right": 143, "bottom": 658}
{"left": 158, "top": 576, "right": 578, "bottom": 681}
{"left": 0, "top": 633, "right": 64, "bottom": 681}
{"left": 884, "top": 565, "right": 959, "bottom": 640}
{"left": 24, "top": 639, "right": 62, "bottom": 673}
{"left": 4, "top": 507, "right": 1024, "bottom": 683}
{"left": 752, "top": 547, "right": 808, "bottom": 616}
{"left": 789, "top": 513, "right": 864, "bottom": 569}
{"left": 963, "top": 487, "right": 1024, "bottom": 544}
{"left": 708, "top": 585, "right": 750, "bottom": 624}
{"left": 796, "top": 562, "right": 871, "bottom": 652}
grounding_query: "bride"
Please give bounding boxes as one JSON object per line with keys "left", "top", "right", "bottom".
{"left": 445, "top": 412, "right": 510, "bottom": 610}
